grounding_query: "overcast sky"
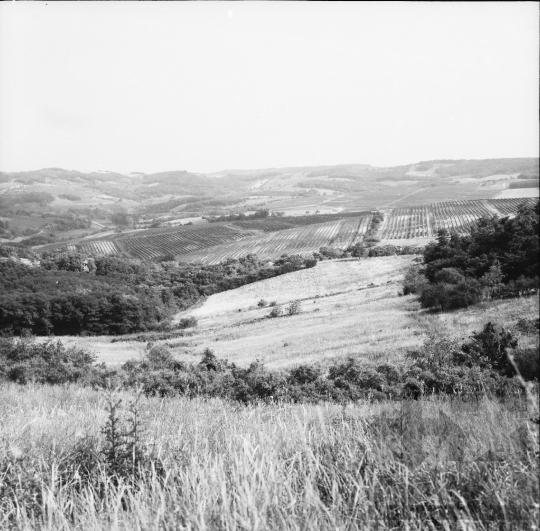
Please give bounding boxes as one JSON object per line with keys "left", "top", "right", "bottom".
{"left": 0, "top": 2, "right": 538, "bottom": 174}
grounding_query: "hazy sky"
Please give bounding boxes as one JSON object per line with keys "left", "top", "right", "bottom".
{"left": 0, "top": 2, "right": 538, "bottom": 174}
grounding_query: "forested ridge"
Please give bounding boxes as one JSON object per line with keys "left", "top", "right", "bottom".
{"left": 0, "top": 251, "right": 316, "bottom": 336}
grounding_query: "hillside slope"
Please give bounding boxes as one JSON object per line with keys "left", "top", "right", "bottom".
{"left": 61, "top": 256, "right": 539, "bottom": 370}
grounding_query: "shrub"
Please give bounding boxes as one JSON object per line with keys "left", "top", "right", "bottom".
{"left": 287, "top": 300, "right": 302, "bottom": 315}
{"left": 328, "top": 357, "right": 386, "bottom": 392}
{"left": 457, "top": 322, "right": 519, "bottom": 376}
{"left": 406, "top": 335, "right": 462, "bottom": 370}
{"left": 433, "top": 267, "right": 466, "bottom": 284}
{"left": 516, "top": 318, "right": 539, "bottom": 335}
{"left": 145, "top": 343, "right": 174, "bottom": 369}
{"left": 58, "top": 193, "right": 82, "bottom": 201}
{"left": 419, "top": 278, "right": 483, "bottom": 311}
{"left": 257, "top": 299, "right": 268, "bottom": 308}
{"left": 402, "top": 265, "right": 428, "bottom": 295}
{"left": 178, "top": 316, "right": 198, "bottom": 329}
{"left": 288, "top": 364, "right": 323, "bottom": 385}
{"left": 0, "top": 337, "right": 97, "bottom": 385}
{"left": 199, "top": 348, "right": 221, "bottom": 371}
{"left": 268, "top": 305, "right": 283, "bottom": 318}
{"left": 512, "top": 347, "right": 540, "bottom": 381}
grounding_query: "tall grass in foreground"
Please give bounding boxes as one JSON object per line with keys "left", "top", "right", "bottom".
{"left": 0, "top": 384, "right": 538, "bottom": 530}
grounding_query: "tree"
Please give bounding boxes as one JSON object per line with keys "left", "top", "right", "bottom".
{"left": 457, "top": 322, "right": 518, "bottom": 376}
{"left": 402, "top": 265, "right": 428, "bottom": 295}
{"left": 480, "top": 260, "right": 504, "bottom": 299}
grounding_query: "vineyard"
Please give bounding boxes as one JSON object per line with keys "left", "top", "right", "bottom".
{"left": 38, "top": 198, "right": 537, "bottom": 262}
{"left": 488, "top": 197, "right": 537, "bottom": 216}
{"left": 429, "top": 200, "right": 495, "bottom": 235}
{"left": 380, "top": 198, "right": 537, "bottom": 240}
{"left": 229, "top": 211, "right": 373, "bottom": 233}
{"left": 116, "top": 225, "right": 256, "bottom": 260}
{"left": 379, "top": 206, "right": 432, "bottom": 239}
{"left": 177, "top": 215, "right": 373, "bottom": 265}
{"left": 51, "top": 241, "right": 121, "bottom": 256}
{"left": 47, "top": 225, "right": 255, "bottom": 259}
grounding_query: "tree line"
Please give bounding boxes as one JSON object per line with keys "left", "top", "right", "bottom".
{"left": 0, "top": 250, "right": 317, "bottom": 336}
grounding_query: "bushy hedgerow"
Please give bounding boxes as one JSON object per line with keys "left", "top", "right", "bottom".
{"left": 0, "top": 336, "right": 109, "bottom": 385}
{"left": 404, "top": 322, "right": 538, "bottom": 397}
{"left": 2, "top": 321, "right": 537, "bottom": 402}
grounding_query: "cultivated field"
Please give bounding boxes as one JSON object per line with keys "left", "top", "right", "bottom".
{"left": 379, "top": 198, "right": 537, "bottom": 240}
{"left": 37, "top": 197, "right": 537, "bottom": 261}
{"left": 488, "top": 197, "right": 538, "bottom": 215}
{"left": 178, "top": 215, "right": 373, "bottom": 264}
{"left": 47, "top": 225, "right": 257, "bottom": 259}
{"left": 117, "top": 225, "right": 255, "bottom": 260}
{"left": 64, "top": 240, "right": 121, "bottom": 256}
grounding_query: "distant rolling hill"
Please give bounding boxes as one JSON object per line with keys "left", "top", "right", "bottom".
{"left": 39, "top": 198, "right": 538, "bottom": 262}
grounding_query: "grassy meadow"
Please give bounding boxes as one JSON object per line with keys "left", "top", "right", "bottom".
{"left": 1, "top": 384, "right": 538, "bottom": 531}
{"left": 57, "top": 257, "right": 539, "bottom": 370}
{"left": 7, "top": 253, "right": 538, "bottom": 530}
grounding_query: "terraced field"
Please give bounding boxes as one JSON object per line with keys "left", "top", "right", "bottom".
{"left": 178, "top": 215, "right": 373, "bottom": 264}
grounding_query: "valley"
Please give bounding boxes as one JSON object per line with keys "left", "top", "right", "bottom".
{"left": 57, "top": 255, "right": 539, "bottom": 370}
{"left": 1, "top": 159, "right": 537, "bottom": 257}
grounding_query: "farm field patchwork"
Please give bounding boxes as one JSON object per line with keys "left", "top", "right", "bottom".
{"left": 177, "top": 215, "right": 373, "bottom": 264}
{"left": 34, "top": 197, "right": 538, "bottom": 262}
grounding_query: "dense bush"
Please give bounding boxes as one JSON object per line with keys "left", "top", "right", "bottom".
{"left": 58, "top": 193, "right": 82, "bottom": 201}
{"left": 0, "top": 191, "right": 55, "bottom": 208}
{"left": 410, "top": 201, "right": 539, "bottom": 310}
{"left": 0, "top": 251, "right": 317, "bottom": 336}
{"left": 509, "top": 180, "right": 539, "bottom": 189}
{"left": 0, "top": 337, "right": 102, "bottom": 385}
{"left": 177, "top": 316, "right": 198, "bottom": 329}
{"left": 402, "top": 264, "right": 429, "bottom": 295}
{"left": 418, "top": 277, "right": 483, "bottom": 311}
{"left": 405, "top": 323, "right": 538, "bottom": 397}
{"left": 3, "top": 321, "right": 535, "bottom": 405}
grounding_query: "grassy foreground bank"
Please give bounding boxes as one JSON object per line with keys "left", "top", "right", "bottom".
{"left": 1, "top": 384, "right": 538, "bottom": 530}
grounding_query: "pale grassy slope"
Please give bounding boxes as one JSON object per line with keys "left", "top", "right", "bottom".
{"left": 495, "top": 188, "right": 539, "bottom": 199}
{"left": 60, "top": 256, "right": 539, "bottom": 370}
{"left": 186, "top": 256, "right": 414, "bottom": 322}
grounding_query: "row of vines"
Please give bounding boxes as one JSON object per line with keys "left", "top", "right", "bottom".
{"left": 117, "top": 225, "right": 255, "bottom": 260}
{"left": 44, "top": 198, "right": 537, "bottom": 260}
{"left": 177, "top": 215, "right": 373, "bottom": 265}
{"left": 380, "top": 198, "right": 537, "bottom": 239}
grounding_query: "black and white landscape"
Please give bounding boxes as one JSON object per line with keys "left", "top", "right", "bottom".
{"left": 0, "top": 3, "right": 538, "bottom": 530}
